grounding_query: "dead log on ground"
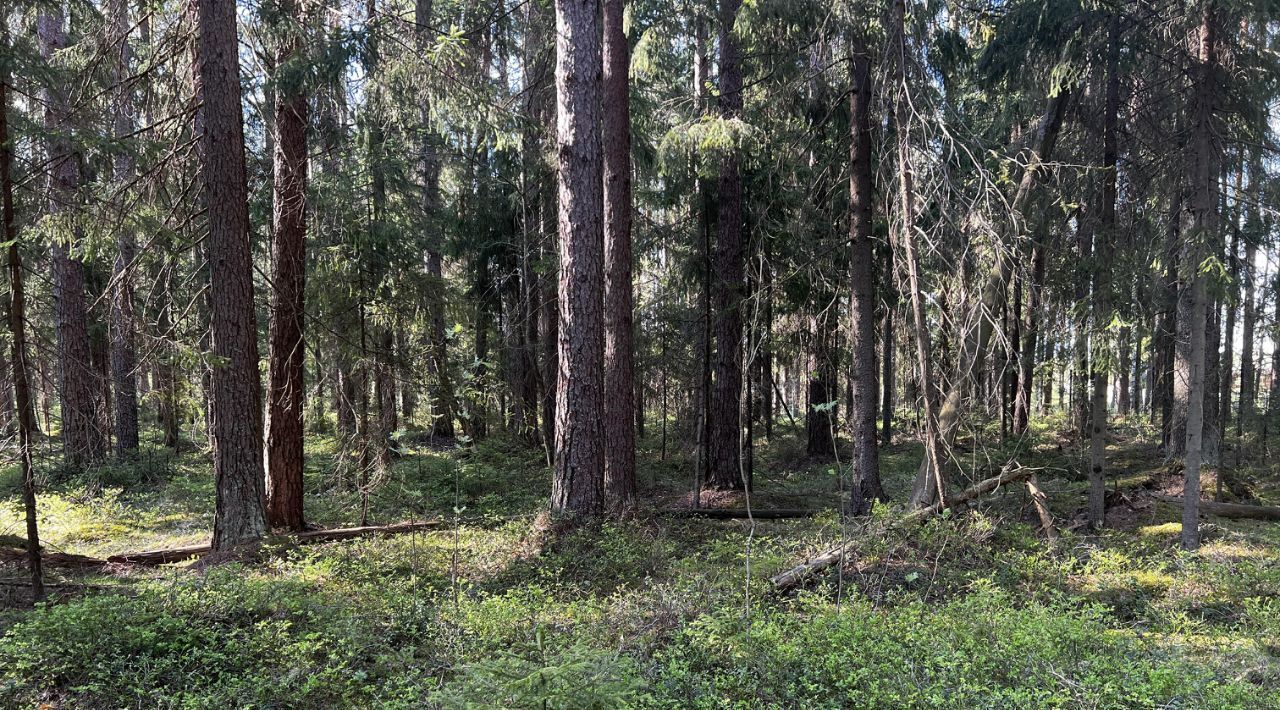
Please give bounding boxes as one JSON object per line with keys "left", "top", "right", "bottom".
{"left": 769, "top": 466, "right": 1036, "bottom": 592}
{"left": 1154, "top": 496, "right": 1280, "bottom": 522}
{"left": 0, "top": 547, "right": 109, "bottom": 568}
{"left": 107, "top": 520, "right": 441, "bottom": 566}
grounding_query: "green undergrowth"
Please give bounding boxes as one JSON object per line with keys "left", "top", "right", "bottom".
{"left": 0, "top": 424, "right": 1278, "bottom": 707}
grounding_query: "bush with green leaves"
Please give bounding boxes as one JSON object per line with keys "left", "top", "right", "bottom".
{"left": 648, "top": 586, "right": 1276, "bottom": 708}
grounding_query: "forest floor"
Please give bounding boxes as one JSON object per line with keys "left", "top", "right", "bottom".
{"left": 0, "top": 417, "right": 1278, "bottom": 708}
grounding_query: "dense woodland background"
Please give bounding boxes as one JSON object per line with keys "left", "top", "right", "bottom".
{"left": 1, "top": 0, "right": 1280, "bottom": 706}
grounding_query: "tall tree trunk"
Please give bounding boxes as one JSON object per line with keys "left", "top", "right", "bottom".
{"left": 1218, "top": 222, "right": 1239, "bottom": 463}
{"left": 418, "top": 0, "right": 457, "bottom": 439}
{"left": 1015, "top": 214, "right": 1048, "bottom": 435}
{"left": 1204, "top": 288, "right": 1222, "bottom": 463}
{"left": 108, "top": 0, "right": 139, "bottom": 457}
{"left": 39, "top": 8, "right": 106, "bottom": 467}
{"left": 692, "top": 14, "right": 711, "bottom": 501}
{"left": 3, "top": 46, "right": 44, "bottom": 601}
{"left": 1157, "top": 189, "right": 1182, "bottom": 450}
{"left": 264, "top": 0, "right": 309, "bottom": 531}
{"left": 760, "top": 254, "right": 774, "bottom": 441}
{"left": 1117, "top": 325, "right": 1131, "bottom": 416}
{"left": 550, "top": 0, "right": 605, "bottom": 515}
{"left": 1072, "top": 215, "right": 1094, "bottom": 441}
{"left": 1087, "top": 16, "right": 1121, "bottom": 529}
{"left": 602, "top": 0, "right": 636, "bottom": 509}
{"left": 848, "top": 40, "right": 883, "bottom": 512}
{"left": 1182, "top": 0, "right": 1219, "bottom": 551}
{"left": 1238, "top": 155, "right": 1259, "bottom": 447}
{"left": 196, "top": 0, "right": 268, "bottom": 550}
{"left": 706, "top": 0, "right": 745, "bottom": 491}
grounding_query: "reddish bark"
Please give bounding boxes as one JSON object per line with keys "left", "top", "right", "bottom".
{"left": 602, "top": 0, "right": 636, "bottom": 509}
{"left": 550, "top": 0, "right": 605, "bottom": 515}
{"left": 195, "top": 0, "right": 268, "bottom": 550}
{"left": 264, "top": 0, "right": 309, "bottom": 531}
{"left": 39, "top": 9, "right": 106, "bottom": 466}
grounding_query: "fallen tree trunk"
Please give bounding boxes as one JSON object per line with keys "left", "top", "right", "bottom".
{"left": 1154, "top": 496, "right": 1280, "bottom": 521}
{"left": 107, "top": 520, "right": 441, "bottom": 566}
{"left": 770, "top": 466, "right": 1035, "bottom": 591}
{"left": 0, "top": 547, "right": 108, "bottom": 569}
{"left": 660, "top": 508, "right": 819, "bottom": 520}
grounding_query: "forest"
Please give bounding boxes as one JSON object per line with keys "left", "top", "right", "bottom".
{"left": 0, "top": 0, "right": 1279, "bottom": 706}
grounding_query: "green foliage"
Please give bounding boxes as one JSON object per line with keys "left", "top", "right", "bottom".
{"left": 651, "top": 588, "right": 1271, "bottom": 708}
{"left": 432, "top": 635, "right": 644, "bottom": 709}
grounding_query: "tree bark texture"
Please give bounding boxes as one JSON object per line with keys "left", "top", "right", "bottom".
{"left": 39, "top": 9, "right": 106, "bottom": 467}
{"left": 707, "top": 0, "right": 745, "bottom": 491}
{"left": 550, "top": 0, "right": 605, "bottom": 515}
{"left": 602, "top": 0, "right": 636, "bottom": 509}
{"left": 196, "top": 0, "right": 269, "bottom": 550}
{"left": 847, "top": 42, "right": 883, "bottom": 512}
{"left": 264, "top": 0, "right": 309, "bottom": 531}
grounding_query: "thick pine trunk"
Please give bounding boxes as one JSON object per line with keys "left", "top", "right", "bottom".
{"left": 196, "top": 0, "right": 268, "bottom": 550}
{"left": 39, "top": 9, "right": 106, "bottom": 467}
{"left": 602, "top": 0, "right": 636, "bottom": 509}
{"left": 264, "top": 0, "right": 309, "bottom": 531}
{"left": 550, "top": 0, "right": 605, "bottom": 515}
{"left": 707, "top": 0, "right": 745, "bottom": 491}
{"left": 847, "top": 43, "right": 882, "bottom": 513}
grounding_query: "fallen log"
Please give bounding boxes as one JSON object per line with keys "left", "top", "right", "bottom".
{"left": 660, "top": 508, "right": 820, "bottom": 520}
{"left": 0, "top": 547, "right": 109, "bottom": 568}
{"left": 107, "top": 520, "right": 441, "bottom": 566}
{"left": 1154, "top": 496, "right": 1280, "bottom": 522}
{"left": 769, "top": 466, "right": 1035, "bottom": 591}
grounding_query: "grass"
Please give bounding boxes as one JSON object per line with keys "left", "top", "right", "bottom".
{"left": 0, "top": 417, "right": 1278, "bottom": 707}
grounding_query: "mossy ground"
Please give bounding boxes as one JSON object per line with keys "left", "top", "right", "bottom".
{"left": 0, "top": 417, "right": 1277, "bottom": 708}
